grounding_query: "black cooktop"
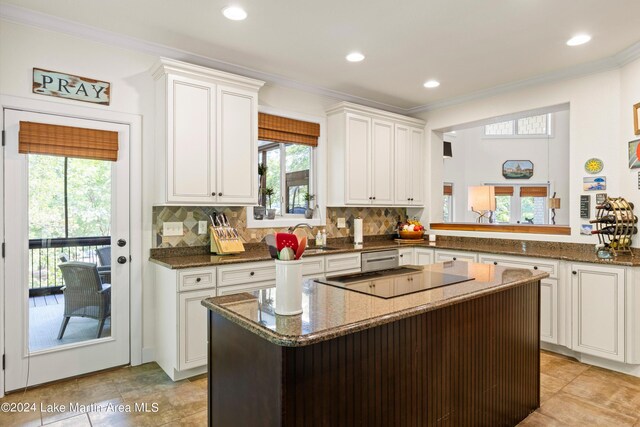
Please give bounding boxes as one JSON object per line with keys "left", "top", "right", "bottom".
{"left": 317, "top": 267, "right": 475, "bottom": 299}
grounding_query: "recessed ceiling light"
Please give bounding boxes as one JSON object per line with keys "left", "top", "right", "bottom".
{"left": 222, "top": 6, "right": 247, "bottom": 21}
{"left": 566, "top": 34, "right": 591, "bottom": 46}
{"left": 346, "top": 52, "right": 365, "bottom": 62}
{"left": 423, "top": 80, "right": 440, "bottom": 88}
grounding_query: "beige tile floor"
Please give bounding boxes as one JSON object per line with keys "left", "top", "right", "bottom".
{"left": 1, "top": 350, "right": 639, "bottom": 426}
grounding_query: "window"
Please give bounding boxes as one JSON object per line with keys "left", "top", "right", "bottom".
{"left": 485, "top": 114, "right": 551, "bottom": 137}
{"left": 490, "top": 185, "right": 549, "bottom": 224}
{"left": 443, "top": 183, "right": 453, "bottom": 222}
{"left": 258, "top": 141, "right": 313, "bottom": 216}
{"left": 29, "top": 155, "right": 111, "bottom": 239}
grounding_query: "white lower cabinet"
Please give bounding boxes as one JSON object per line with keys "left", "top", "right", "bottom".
{"left": 571, "top": 263, "right": 626, "bottom": 362}
{"left": 540, "top": 278, "right": 559, "bottom": 344}
{"left": 178, "top": 289, "right": 214, "bottom": 371}
{"left": 434, "top": 249, "right": 478, "bottom": 263}
{"left": 398, "top": 248, "right": 415, "bottom": 266}
{"left": 414, "top": 248, "right": 434, "bottom": 265}
{"left": 325, "top": 253, "right": 362, "bottom": 275}
{"left": 154, "top": 265, "right": 217, "bottom": 380}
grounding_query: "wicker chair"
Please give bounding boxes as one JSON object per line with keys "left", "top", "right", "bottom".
{"left": 95, "top": 247, "right": 112, "bottom": 284}
{"left": 57, "top": 262, "right": 111, "bottom": 339}
{"left": 96, "top": 247, "right": 111, "bottom": 267}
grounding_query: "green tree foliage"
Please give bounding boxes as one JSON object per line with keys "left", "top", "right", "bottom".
{"left": 28, "top": 155, "right": 111, "bottom": 239}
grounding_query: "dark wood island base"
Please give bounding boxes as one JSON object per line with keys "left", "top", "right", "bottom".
{"left": 207, "top": 276, "right": 540, "bottom": 427}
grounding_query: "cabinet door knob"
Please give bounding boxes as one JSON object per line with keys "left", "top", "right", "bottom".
{"left": 410, "top": 198, "right": 414, "bottom": 201}
{"left": 117, "top": 256, "right": 127, "bottom": 264}
{"left": 117, "top": 239, "right": 127, "bottom": 247}
{"left": 250, "top": 271, "right": 255, "bottom": 276}
{"left": 211, "top": 192, "right": 216, "bottom": 196}
{"left": 372, "top": 196, "right": 376, "bottom": 200}
{"left": 196, "top": 277, "right": 201, "bottom": 283}
{"left": 493, "top": 261, "right": 498, "bottom": 265}
{"left": 218, "top": 192, "right": 223, "bottom": 196}
{"left": 400, "top": 254, "right": 404, "bottom": 258}
{"left": 572, "top": 271, "right": 577, "bottom": 275}
{"left": 407, "top": 198, "right": 411, "bottom": 201}
{"left": 453, "top": 257, "right": 457, "bottom": 261}
{"left": 533, "top": 266, "right": 538, "bottom": 270}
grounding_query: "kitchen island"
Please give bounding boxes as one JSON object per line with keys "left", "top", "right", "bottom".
{"left": 202, "top": 261, "right": 547, "bottom": 426}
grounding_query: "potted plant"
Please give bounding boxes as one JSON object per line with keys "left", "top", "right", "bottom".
{"left": 255, "top": 163, "right": 268, "bottom": 220}
{"left": 262, "top": 187, "right": 276, "bottom": 219}
{"left": 303, "top": 193, "right": 315, "bottom": 219}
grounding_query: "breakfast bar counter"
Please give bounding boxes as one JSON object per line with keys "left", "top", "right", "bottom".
{"left": 202, "top": 261, "right": 548, "bottom": 426}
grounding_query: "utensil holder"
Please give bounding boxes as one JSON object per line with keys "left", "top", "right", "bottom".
{"left": 275, "top": 259, "right": 303, "bottom": 315}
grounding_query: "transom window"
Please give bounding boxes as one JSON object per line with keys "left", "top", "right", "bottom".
{"left": 485, "top": 114, "right": 551, "bottom": 137}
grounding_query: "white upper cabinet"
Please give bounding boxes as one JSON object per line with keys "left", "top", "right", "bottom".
{"left": 152, "top": 58, "right": 264, "bottom": 205}
{"left": 371, "top": 119, "right": 395, "bottom": 205}
{"left": 394, "top": 125, "right": 424, "bottom": 205}
{"left": 345, "top": 113, "right": 371, "bottom": 204}
{"left": 327, "top": 102, "right": 425, "bottom": 207}
{"left": 216, "top": 85, "right": 257, "bottom": 204}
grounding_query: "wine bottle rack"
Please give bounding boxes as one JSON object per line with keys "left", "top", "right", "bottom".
{"left": 593, "top": 197, "right": 636, "bottom": 256}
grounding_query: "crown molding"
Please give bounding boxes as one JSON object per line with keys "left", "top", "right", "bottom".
{"left": 2, "top": 3, "right": 640, "bottom": 117}
{"left": 0, "top": 3, "right": 409, "bottom": 114}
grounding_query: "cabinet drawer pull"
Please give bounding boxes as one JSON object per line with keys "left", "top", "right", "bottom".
{"left": 533, "top": 266, "right": 538, "bottom": 270}
{"left": 250, "top": 271, "right": 255, "bottom": 276}
{"left": 196, "top": 277, "right": 201, "bottom": 282}
{"left": 493, "top": 261, "right": 498, "bottom": 265}
{"left": 453, "top": 257, "right": 457, "bottom": 261}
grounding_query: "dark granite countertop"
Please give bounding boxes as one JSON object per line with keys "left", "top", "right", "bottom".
{"left": 201, "top": 261, "right": 549, "bottom": 347}
{"left": 150, "top": 236, "right": 640, "bottom": 269}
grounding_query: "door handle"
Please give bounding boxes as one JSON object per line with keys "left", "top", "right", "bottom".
{"left": 117, "top": 239, "right": 127, "bottom": 247}
{"left": 117, "top": 256, "right": 127, "bottom": 264}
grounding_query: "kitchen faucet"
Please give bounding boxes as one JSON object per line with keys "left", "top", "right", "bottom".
{"left": 288, "top": 223, "right": 314, "bottom": 234}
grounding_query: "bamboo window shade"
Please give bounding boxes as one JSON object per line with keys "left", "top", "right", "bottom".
{"left": 258, "top": 113, "right": 319, "bottom": 147}
{"left": 520, "top": 186, "right": 548, "bottom": 197}
{"left": 443, "top": 184, "right": 453, "bottom": 195}
{"left": 19, "top": 121, "right": 119, "bottom": 161}
{"left": 494, "top": 186, "right": 514, "bottom": 196}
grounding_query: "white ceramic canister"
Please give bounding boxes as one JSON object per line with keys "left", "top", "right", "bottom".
{"left": 275, "top": 259, "right": 304, "bottom": 315}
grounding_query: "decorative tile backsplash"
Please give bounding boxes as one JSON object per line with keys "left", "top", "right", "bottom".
{"left": 152, "top": 206, "right": 408, "bottom": 248}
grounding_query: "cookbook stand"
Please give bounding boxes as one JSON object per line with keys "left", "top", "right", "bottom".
{"left": 594, "top": 197, "right": 636, "bottom": 257}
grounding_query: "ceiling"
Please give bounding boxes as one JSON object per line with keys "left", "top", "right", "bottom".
{"left": 2, "top": 0, "right": 640, "bottom": 112}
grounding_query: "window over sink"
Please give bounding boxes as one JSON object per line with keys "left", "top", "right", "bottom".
{"left": 258, "top": 141, "right": 313, "bottom": 216}
{"left": 247, "top": 108, "right": 326, "bottom": 229}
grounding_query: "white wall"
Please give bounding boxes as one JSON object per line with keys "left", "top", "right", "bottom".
{"left": 0, "top": 19, "right": 341, "bottom": 362}
{"left": 443, "top": 111, "right": 570, "bottom": 224}
{"left": 416, "top": 66, "right": 630, "bottom": 244}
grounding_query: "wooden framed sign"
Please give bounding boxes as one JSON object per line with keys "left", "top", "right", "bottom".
{"left": 32, "top": 68, "right": 110, "bottom": 105}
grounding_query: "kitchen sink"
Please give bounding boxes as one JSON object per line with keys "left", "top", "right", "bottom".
{"left": 304, "top": 246, "right": 338, "bottom": 254}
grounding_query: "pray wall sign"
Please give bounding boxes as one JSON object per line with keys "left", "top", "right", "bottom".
{"left": 32, "top": 68, "right": 110, "bottom": 105}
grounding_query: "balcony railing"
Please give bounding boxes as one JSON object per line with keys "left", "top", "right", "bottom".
{"left": 29, "top": 236, "right": 110, "bottom": 294}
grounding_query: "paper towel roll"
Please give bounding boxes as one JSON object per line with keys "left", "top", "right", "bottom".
{"left": 354, "top": 217, "right": 363, "bottom": 245}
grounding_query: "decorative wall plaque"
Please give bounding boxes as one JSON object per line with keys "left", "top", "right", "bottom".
{"left": 580, "top": 195, "right": 591, "bottom": 219}
{"left": 32, "top": 68, "right": 110, "bottom": 105}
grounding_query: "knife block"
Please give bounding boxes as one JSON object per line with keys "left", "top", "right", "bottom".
{"left": 210, "top": 226, "right": 245, "bottom": 255}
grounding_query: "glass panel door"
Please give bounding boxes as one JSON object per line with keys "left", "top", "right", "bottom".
{"left": 4, "top": 109, "right": 130, "bottom": 391}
